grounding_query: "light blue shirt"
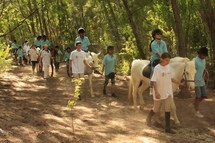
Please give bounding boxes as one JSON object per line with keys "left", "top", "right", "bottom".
{"left": 34, "top": 39, "right": 42, "bottom": 48}
{"left": 150, "top": 40, "right": 168, "bottom": 62}
{"left": 17, "top": 48, "right": 23, "bottom": 57}
{"left": 103, "top": 54, "right": 117, "bottom": 76}
{"left": 75, "top": 36, "right": 91, "bottom": 51}
{"left": 12, "top": 43, "right": 18, "bottom": 49}
{"left": 194, "top": 56, "right": 206, "bottom": 86}
{"left": 41, "top": 40, "right": 51, "bottom": 48}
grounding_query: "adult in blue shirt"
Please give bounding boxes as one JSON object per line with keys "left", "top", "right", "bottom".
{"left": 34, "top": 36, "right": 42, "bottom": 49}
{"left": 149, "top": 29, "right": 168, "bottom": 95}
{"left": 75, "top": 28, "right": 91, "bottom": 52}
{"left": 193, "top": 47, "right": 208, "bottom": 118}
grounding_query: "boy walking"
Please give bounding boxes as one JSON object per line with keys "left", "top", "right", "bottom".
{"left": 193, "top": 47, "right": 208, "bottom": 118}
{"left": 29, "top": 45, "right": 39, "bottom": 74}
{"left": 146, "top": 53, "right": 178, "bottom": 134}
{"left": 64, "top": 47, "right": 71, "bottom": 77}
{"left": 17, "top": 46, "right": 23, "bottom": 66}
{"left": 102, "top": 46, "right": 117, "bottom": 97}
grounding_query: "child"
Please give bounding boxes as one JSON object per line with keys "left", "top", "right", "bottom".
{"left": 40, "top": 44, "right": 52, "bottom": 79}
{"left": 102, "top": 46, "right": 117, "bottom": 97}
{"left": 75, "top": 28, "right": 91, "bottom": 52}
{"left": 69, "top": 41, "right": 92, "bottom": 99}
{"left": 17, "top": 46, "right": 23, "bottom": 66}
{"left": 53, "top": 46, "right": 63, "bottom": 72}
{"left": 29, "top": 45, "right": 39, "bottom": 74}
{"left": 193, "top": 47, "right": 208, "bottom": 118}
{"left": 149, "top": 29, "right": 168, "bottom": 95}
{"left": 64, "top": 47, "right": 71, "bottom": 77}
{"left": 146, "top": 53, "right": 179, "bottom": 134}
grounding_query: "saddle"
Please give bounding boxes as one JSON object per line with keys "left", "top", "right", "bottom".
{"left": 142, "top": 59, "right": 160, "bottom": 78}
{"left": 142, "top": 63, "right": 151, "bottom": 79}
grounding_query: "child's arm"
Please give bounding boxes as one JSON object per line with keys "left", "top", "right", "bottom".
{"left": 152, "top": 81, "right": 160, "bottom": 99}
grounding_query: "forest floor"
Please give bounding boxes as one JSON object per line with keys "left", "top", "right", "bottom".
{"left": 0, "top": 63, "right": 215, "bottom": 143}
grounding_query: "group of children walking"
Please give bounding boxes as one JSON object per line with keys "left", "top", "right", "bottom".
{"left": 10, "top": 28, "right": 209, "bottom": 135}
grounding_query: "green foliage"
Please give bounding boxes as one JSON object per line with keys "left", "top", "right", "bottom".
{"left": 0, "top": 44, "right": 12, "bottom": 73}
{"left": 67, "top": 78, "right": 85, "bottom": 108}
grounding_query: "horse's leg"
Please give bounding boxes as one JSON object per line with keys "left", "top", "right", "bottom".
{"left": 88, "top": 74, "right": 94, "bottom": 97}
{"left": 132, "top": 80, "right": 140, "bottom": 110}
{"left": 138, "top": 80, "right": 150, "bottom": 110}
{"left": 170, "top": 98, "right": 180, "bottom": 125}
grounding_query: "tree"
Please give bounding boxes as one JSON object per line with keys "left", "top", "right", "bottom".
{"left": 171, "top": 0, "right": 186, "bottom": 57}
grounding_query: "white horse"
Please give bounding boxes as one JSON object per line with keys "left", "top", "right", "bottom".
{"left": 83, "top": 52, "right": 100, "bottom": 97}
{"left": 128, "top": 57, "right": 195, "bottom": 124}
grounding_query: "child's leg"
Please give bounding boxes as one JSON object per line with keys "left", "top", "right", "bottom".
{"left": 111, "top": 77, "right": 117, "bottom": 97}
{"left": 164, "top": 96, "right": 176, "bottom": 134}
{"left": 103, "top": 76, "right": 109, "bottom": 95}
{"left": 146, "top": 100, "right": 161, "bottom": 126}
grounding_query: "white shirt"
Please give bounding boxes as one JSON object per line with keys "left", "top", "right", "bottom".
{"left": 41, "top": 50, "right": 51, "bottom": 65}
{"left": 70, "top": 50, "right": 86, "bottom": 74}
{"left": 29, "top": 48, "right": 38, "bottom": 61}
{"left": 151, "top": 64, "right": 173, "bottom": 100}
{"left": 23, "top": 44, "right": 30, "bottom": 55}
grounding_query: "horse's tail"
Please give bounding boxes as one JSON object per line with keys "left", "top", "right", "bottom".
{"left": 128, "top": 76, "right": 133, "bottom": 104}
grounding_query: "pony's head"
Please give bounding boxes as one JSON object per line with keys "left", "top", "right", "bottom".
{"left": 184, "top": 60, "right": 196, "bottom": 90}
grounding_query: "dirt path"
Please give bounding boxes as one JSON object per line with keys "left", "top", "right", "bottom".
{"left": 0, "top": 64, "right": 215, "bottom": 143}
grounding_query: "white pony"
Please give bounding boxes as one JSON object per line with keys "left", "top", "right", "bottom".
{"left": 128, "top": 57, "right": 195, "bottom": 123}
{"left": 83, "top": 52, "right": 100, "bottom": 97}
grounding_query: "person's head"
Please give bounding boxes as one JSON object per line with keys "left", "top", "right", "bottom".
{"left": 160, "top": 52, "right": 171, "bottom": 66}
{"left": 24, "top": 40, "right": 28, "bottom": 44}
{"left": 152, "top": 29, "right": 163, "bottom": 40}
{"left": 18, "top": 46, "right": 22, "bottom": 49}
{"left": 31, "top": 45, "right": 36, "bottom": 49}
{"left": 55, "top": 45, "right": 59, "bottom": 50}
{"left": 78, "top": 28, "right": 85, "bottom": 37}
{"left": 14, "top": 40, "right": 17, "bottom": 43}
{"left": 43, "top": 35, "right": 47, "bottom": 40}
{"left": 107, "top": 46, "right": 114, "bottom": 55}
{"left": 43, "top": 44, "right": 49, "bottom": 50}
{"left": 197, "top": 47, "right": 208, "bottom": 59}
{"left": 37, "top": 36, "right": 41, "bottom": 40}
{"left": 66, "top": 47, "right": 71, "bottom": 52}
{"left": 75, "top": 41, "right": 82, "bottom": 51}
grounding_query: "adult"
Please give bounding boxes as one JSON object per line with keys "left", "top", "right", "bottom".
{"left": 40, "top": 44, "right": 52, "bottom": 79}
{"left": 75, "top": 28, "right": 91, "bottom": 52}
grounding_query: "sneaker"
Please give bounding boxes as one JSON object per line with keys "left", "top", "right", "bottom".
{"left": 195, "top": 111, "right": 204, "bottom": 118}
{"left": 149, "top": 88, "right": 153, "bottom": 96}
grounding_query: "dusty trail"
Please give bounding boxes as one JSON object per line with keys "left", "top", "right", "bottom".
{"left": 0, "top": 64, "right": 214, "bottom": 143}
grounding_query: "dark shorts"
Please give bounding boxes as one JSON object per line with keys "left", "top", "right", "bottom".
{"left": 195, "top": 86, "right": 207, "bottom": 97}
{"left": 104, "top": 72, "right": 115, "bottom": 85}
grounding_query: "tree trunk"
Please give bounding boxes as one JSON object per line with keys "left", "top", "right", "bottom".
{"left": 122, "top": 0, "right": 145, "bottom": 59}
{"left": 106, "top": 0, "right": 121, "bottom": 52}
{"left": 171, "top": 0, "right": 186, "bottom": 57}
{"left": 200, "top": 0, "right": 215, "bottom": 88}
{"left": 28, "top": 0, "right": 36, "bottom": 37}
{"left": 40, "top": 0, "right": 49, "bottom": 36}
